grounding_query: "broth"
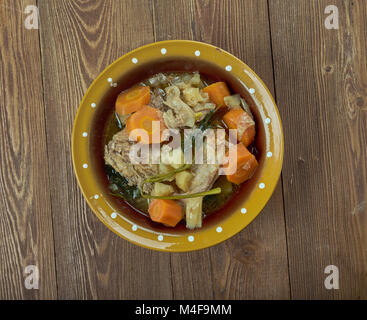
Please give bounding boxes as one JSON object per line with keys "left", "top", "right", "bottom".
{"left": 90, "top": 58, "right": 265, "bottom": 233}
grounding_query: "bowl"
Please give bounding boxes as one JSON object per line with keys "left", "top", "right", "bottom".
{"left": 72, "top": 40, "right": 283, "bottom": 252}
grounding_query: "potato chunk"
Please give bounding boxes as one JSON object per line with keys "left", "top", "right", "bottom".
{"left": 224, "top": 94, "right": 242, "bottom": 109}
{"left": 175, "top": 171, "right": 193, "bottom": 192}
{"left": 161, "top": 145, "right": 184, "bottom": 169}
{"left": 159, "top": 163, "right": 175, "bottom": 181}
{"left": 152, "top": 182, "right": 174, "bottom": 197}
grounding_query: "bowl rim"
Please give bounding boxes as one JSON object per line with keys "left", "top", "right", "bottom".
{"left": 72, "top": 40, "right": 284, "bottom": 252}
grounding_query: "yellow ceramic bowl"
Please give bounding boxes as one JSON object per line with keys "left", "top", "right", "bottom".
{"left": 72, "top": 40, "right": 283, "bottom": 252}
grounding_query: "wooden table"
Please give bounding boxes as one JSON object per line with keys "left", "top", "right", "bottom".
{"left": 0, "top": 0, "right": 366, "bottom": 300}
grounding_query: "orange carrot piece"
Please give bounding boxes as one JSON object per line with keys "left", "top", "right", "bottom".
{"left": 241, "top": 125, "right": 256, "bottom": 147}
{"left": 148, "top": 199, "right": 183, "bottom": 227}
{"left": 223, "top": 109, "right": 256, "bottom": 146}
{"left": 202, "top": 82, "right": 230, "bottom": 108}
{"left": 126, "top": 105, "right": 167, "bottom": 144}
{"left": 223, "top": 143, "right": 258, "bottom": 185}
{"left": 115, "top": 86, "right": 151, "bottom": 115}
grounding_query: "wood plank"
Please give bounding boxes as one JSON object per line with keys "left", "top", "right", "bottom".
{"left": 153, "top": 0, "right": 290, "bottom": 299}
{"left": 38, "top": 0, "right": 172, "bottom": 299}
{"left": 0, "top": 0, "right": 57, "bottom": 299}
{"left": 269, "top": 0, "right": 367, "bottom": 299}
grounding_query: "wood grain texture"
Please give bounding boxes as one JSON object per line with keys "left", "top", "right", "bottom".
{"left": 1, "top": 0, "right": 366, "bottom": 300}
{"left": 38, "top": 0, "right": 172, "bottom": 299}
{"left": 0, "top": 0, "right": 57, "bottom": 299}
{"left": 153, "top": 0, "right": 290, "bottom": 299}
{"left": 269, "top": 0, "right": 367, "bottom": 299}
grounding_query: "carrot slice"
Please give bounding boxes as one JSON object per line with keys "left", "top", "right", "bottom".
{"left": 115, "top": 86, "right": 151, "bottom": 115}
{"left": 148, "top": 199, "right": 183, "bottom": 227}
{"left": 223, "top": 109, "right": 256, "bottom": 146}
{"left": 223, "top": 143, "right": 258, "bottom": 185}
{"left": 202, "top": 82, "right": 230, "bottom": 108}
{"left": 242, "top": 125, "right": 256, "bottom": 147}
{"left": 126, "top": 105, "right": 167, "bottom": 144}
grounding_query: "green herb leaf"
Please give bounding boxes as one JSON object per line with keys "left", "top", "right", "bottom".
{"left": 140, "top": 187, "right": 222, "bottom": 200}
{"left": 198, "top": 107, "right": 218, "bottom": 132}
{"left": 144, "top": 164, "right": 191, "bottom": 184}
{"left": 105, "top": 165, "right": 141, "bottom": 200}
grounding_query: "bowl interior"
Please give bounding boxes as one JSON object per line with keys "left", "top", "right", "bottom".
{"left": 89, "top": 57, "right": 267, "bottom": 235}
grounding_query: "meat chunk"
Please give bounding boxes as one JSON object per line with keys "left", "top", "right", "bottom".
{"left": 150, "top": 88, "right": 166, "bottom": 110}
{"left": 189, "top": 164, "right": 219, "bottom": 193}
{"left": 191, "top": 102, "right": 215, "bottom": 113}
{"left": 187, "top": 136, "right": 220, "bottom": 193}
{"left": 104, "top": 129, "right": 158, "bottom": 193}
{"left": 162, "top": 85, "right": 196, "bottom": 128}
{"left": 182, "top": 87, "right": 207, "bottom": 107}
